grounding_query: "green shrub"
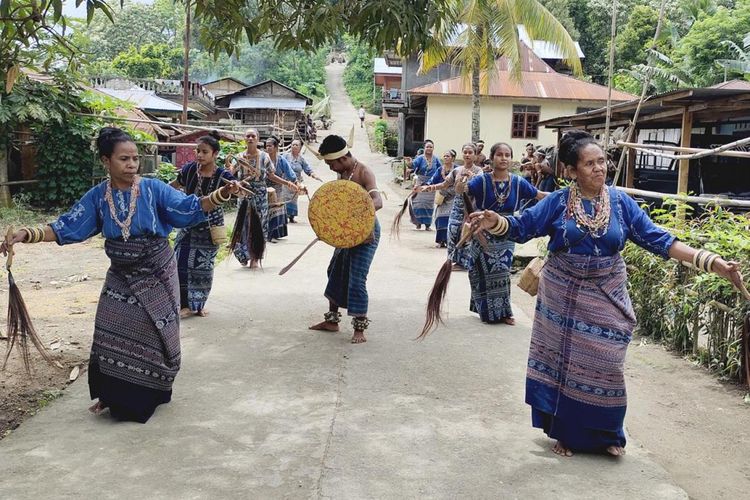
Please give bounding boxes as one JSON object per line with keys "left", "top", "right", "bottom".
{"left": 623, "top": 200, "right": 750, "bottom": 381}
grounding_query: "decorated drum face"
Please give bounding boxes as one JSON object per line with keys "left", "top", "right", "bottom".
{"left": 308, "top": 180, "right": 376, "bottom": 248}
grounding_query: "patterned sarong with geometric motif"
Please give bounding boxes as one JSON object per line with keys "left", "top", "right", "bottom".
{"left": 525, "top": 252, "right": 636, "bottom": 431}
{"left": 92, "top": 237, "right": 181, "bottom": 392}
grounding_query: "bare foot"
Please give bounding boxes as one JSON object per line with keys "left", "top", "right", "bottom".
{"left": 552, "top": 441, "right": 573, "bottom": 457}
{"left": 502, "top": 317, "right": 516, "bottom": 325}
{"left": 195, "top": 310, "right": 209, "bottom": 317}
{"left": 309, "top": 321, "right": 339, "bottom": 332}
{"left": 88, "top": 400, "right": 106, "bottom": 415}
{"left": 351, "top": 331, "right": 367, "bottom": 344}
{"left": 179, "top": 308, "right": 192, "bottom": 319}
{"left": 249, "top": 259, "right": 260, "bottom": 269}
{"left": 606, "top": 445, "right": 626, "bottom": 457}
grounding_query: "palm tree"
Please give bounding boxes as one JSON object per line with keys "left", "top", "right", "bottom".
{"left": 419, "top": 0, "right": 581, "bottom": 142}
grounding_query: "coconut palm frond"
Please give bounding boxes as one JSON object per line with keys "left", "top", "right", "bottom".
{"left": 512, "top": 0, "right": 582, "bottom": 76}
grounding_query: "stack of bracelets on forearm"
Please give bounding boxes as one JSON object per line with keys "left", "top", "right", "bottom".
{"left": 208, "top": 187, "right": 231, "bottom": 207}
{"left": 692, "top": 249, "right": 721, "bottom": 273}
{"left": 487, "top": 216, "right": 509, "bottom": 236}
{"left": 21, "top": 226, "right": 47, "bottom": 243}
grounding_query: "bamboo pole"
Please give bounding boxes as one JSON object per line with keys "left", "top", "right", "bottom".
{"left": 617, "top": 186, "right": 750, "bottom": 208}
{"left": 612, "top": 0, "right": 669, "bottom": 186}
{"left": 73, "top": 113, "right": 248, "bottom": 136}
{"left": 618, "top": 141, "right": 750, "bottom": 159}
{"left": 677, "top": 108, "right": 693, "bottom": 195}
{"left": 603, "top": 0, "right": 618, "bottom": 147}
{"left": 182, "top": 1, "right": 191, "bottom": 125}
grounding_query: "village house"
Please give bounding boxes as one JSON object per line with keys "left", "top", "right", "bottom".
{"left": 203, "top": 77, "right": 249, "bottom": 97}
{"left": 377, "top": 26, "right": 633, "bottom": 156}
{"left": 213, "top": 79, "right": 312, "bottom": 142}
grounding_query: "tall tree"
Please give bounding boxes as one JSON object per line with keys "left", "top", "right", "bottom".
{"left": 419, "top": 0, "right": 581, "bottom": 142}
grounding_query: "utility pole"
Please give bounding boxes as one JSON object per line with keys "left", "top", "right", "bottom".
{"left": 182, "top": 0, "right": 191, "bottom": 124}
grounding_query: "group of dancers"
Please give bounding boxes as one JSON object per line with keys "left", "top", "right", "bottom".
{"left": 0, "top": 127, "right": 380, "bottom": 424}
{"left": 404, "top": 139, "right": 545, "bottom": 325}
{"left": 0, "top": 125, "right": 744, "bottom": 461}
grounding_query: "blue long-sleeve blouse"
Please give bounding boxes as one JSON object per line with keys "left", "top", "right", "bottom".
{"left": 284, "top": 152, "right": 313, "bottom": 178}
{"left": 273, "top": 155, "right": 297, "bottom": 182}
{"left": 426, "top": 165, "right": 453, "bottom": 185}
{"left": 51, "top": 177, "right": 207, "bottom": 244}
{"left": 468, "top": 173, "right": 538, "bottom": 215}
{"left": 506, "top": 186, "right": 676, "bottom": 258}
{"left": 412, "top": 154, "right": 442, "bottom": 177}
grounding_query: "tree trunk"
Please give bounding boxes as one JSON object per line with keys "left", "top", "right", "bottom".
{"left": 471, "top": 65, "right": 480, "bottom": 143}
{"left": 0, "top": 144, "right": 11, "bottom": 208}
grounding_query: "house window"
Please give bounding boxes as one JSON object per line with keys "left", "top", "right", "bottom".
{"left": 576, "top": 107, "right": 597, "bottom": 114}
{"left": 511, "top": 105, "right": 540, "bottom": 139}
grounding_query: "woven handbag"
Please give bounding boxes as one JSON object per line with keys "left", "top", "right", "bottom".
{"left": 517, "top": 256, "right": 545, "bottom": 296}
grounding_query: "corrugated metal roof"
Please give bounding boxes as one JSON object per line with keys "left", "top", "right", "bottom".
{"left": 95, "top": 87, "right": 193, "bottom": 113}
{"left": 409, "top": 61, "right": 634, "bottom": 102}
{"left": 228, "top": 96, "right": 307, "bottom": 111}
{"left": 374, "top": 58, "right": 402, "bottom": 75}
{"left": 709, "top": 79, "right": 750, "bottom": 90}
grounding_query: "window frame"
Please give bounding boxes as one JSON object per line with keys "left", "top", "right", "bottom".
{"left": 511, "top": 105, "right": 541, "bottom": 139}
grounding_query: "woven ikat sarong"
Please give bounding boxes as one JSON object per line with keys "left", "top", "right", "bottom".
{"left": 409, "top": 174, "right": 435, "bottom": 226}
{"left": 93, "top": 237, "right": 181, "bottom": 392}
{"left": 526, "top": 252, "right": 636, "bottom": 431}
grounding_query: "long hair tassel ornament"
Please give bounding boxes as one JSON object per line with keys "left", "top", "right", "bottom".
{"left": 418, "top": 193, "right": 483, "bottom": 340}
{"left": 2, "top": 227, "right": 61, "bottom": 374}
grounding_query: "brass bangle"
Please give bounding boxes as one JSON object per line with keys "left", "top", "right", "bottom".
{"left": 21, "top": 227, "right": 33, "bottom": 243}
{"left": 699, "top": 251, "right": 711, "bottom": 273}
{"left": 706, "top": 253, "right": 721, "bottom": 273}
{"left": 488, "top": 216, "right": 508, "bottom": 236}
{"left": 208, "top": 191, "right": 221, "bottom": 207}
{"left": 22, "top": 226, "right": 45, "bottom": 243}
{"left": 692, "top": 250, "right": 704, "bottom": 270}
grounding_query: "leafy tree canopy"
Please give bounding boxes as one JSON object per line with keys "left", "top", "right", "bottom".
{"left": 673, "top": 0, "right": 750, "bottom": 86}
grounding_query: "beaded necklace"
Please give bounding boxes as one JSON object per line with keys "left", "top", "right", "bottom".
{"left": 567, "top": 181, "right": 611, "bottom": 238}
{"left": 104, "top": 175, "right": 140, "bottom": 242}
{"left": 490, "top": 173, "right": 512, "bottom": 209}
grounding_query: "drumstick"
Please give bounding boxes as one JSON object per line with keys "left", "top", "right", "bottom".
{"left": 221, "top": 177, "right": 254, "bottom": 196}
{"left": 279, "top": 238, "right": 320, "bottom": 275}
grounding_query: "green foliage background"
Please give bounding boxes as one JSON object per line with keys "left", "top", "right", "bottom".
{"left": 623, "top": 201, "right": 750, "bottom": 382}
{"left": 342, "top": 37, "right": 380, "bottom": 115}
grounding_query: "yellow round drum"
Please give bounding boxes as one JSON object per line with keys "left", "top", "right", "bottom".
{"left": 308, "top": 180, "right": 375, "bottom": 248}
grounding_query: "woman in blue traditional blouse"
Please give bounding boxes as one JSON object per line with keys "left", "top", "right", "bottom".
{"left": 408, "top": 139, "right": 442, "bottom": 230}
{"left": 283, "top": 139, "right": 322, "bottom": 222}
{"left": 421, "top": 149, "right": 457, "bottom": 247}
{"left": 1, "top": 127, "right": 241, "bottom": 423}
{"left": 469, "top": 130, "right": 743, "bottom": 457}
{"left": 265, "top": 135, "right": 296, "bottom": 241}
{"left": 170, "top": 134, "right": 235, "bottom": 319}
{"left": 457, "top": 142, "right": 546, "bottom": 325}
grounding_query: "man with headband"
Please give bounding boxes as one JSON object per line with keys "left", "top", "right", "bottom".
{"left": 309, "top": 134, "right": 383, "bottom": 344}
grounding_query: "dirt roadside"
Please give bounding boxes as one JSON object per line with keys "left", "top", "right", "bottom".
{"left": 0, "top": 237, "right": 107, "bottom": 437}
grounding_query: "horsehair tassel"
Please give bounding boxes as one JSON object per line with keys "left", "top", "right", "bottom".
{"left": 418, "top": 259, "right": 454, "bottom": 340}
{"left": 390, "top": 191, "right": 417, "bottom": 239}
{"left": 279, "top": 238, "right": 320, "bottom": 275}
{"left": 228, "top": 199, "right": 247, "bottom": 250}
{"left": 248, "top": 204, "right": 266, "bottom": 261}
{"left": 3, "top": 226, "right": 61, "bottom": 374}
